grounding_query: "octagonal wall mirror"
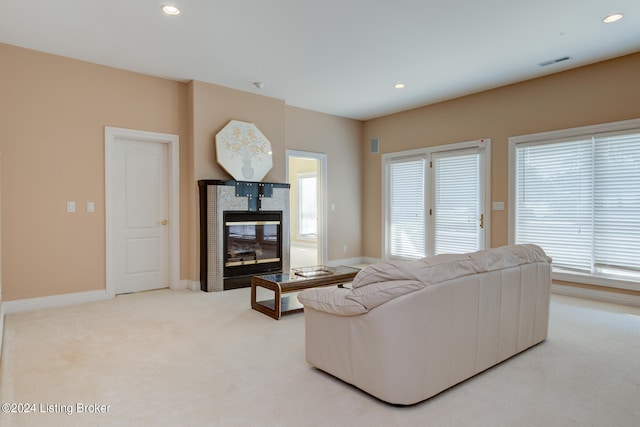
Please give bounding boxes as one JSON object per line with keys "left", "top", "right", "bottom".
{"left": 215, "top": 120, "right": 273, "bottom": 181}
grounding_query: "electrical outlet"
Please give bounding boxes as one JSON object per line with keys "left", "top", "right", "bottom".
{"left": 343, "top": 245, "right": 348, "bottom": 252}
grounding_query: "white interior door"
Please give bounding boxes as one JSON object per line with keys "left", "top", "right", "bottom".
{"left": 431, "top": 148, "right": 485, "bottom": 255}
{"left": 105, "top": 123, "right": 184, "bottom": 296}
{"left": 112, "top": 138, "right": 169, "bottom": 294}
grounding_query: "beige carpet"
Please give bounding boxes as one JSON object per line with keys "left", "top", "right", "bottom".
{"left": 1, "top": 288, "right": 639, "bottom": 427}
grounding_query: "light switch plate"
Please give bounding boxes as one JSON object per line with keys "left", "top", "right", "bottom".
{"left": 87, "top": 202, "right": 95, "bottom": 213}
{"left": 66, "top": 201, "right": 76, "bottom": 213}
{"left": 492, "top": 201, "right": 505, "bottom": 211}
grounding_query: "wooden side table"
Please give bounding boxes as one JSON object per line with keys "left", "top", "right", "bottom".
{"left": 251, "top": 266, "right": 360, "bottom": 320}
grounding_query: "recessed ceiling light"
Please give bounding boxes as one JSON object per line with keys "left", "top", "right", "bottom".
{"left": 394, "top": 83, "right": 405, "bottom": 89}
{"left": 162, "top": 5, "right": 180, "bottom": 15}
{"left": 603, "top": 13, "right": 623, "bottom": 23}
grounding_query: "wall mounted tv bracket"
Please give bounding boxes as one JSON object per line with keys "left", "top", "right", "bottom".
{"left": 235, "top": 181, "right": 275, "bottom": 211}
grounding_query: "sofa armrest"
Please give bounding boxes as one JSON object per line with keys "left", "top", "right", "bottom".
{"left": 297, "top": 287, "right": 368, "bottom": 316}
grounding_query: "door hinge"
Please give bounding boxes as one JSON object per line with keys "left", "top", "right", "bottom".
{"left": 479, "top": 213, "right": 484, "bottom": 229}
{"left": 429, "top": 209, "right": 433, "bottom": 216}
{"left": 430, "top": 161, "right": 433, "bottom": 168}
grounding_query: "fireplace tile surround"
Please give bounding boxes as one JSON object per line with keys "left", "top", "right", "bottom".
{"left": 198, "top": 180, "right": 290, "bottom": 292}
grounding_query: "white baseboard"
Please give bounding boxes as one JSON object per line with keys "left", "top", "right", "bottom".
{"left": 3, "top": 281, "right": 202, "bottom": 316}
{"left": 3, "top": 290, "right": 112, "bottom": 314}
{"left": 0, "top": 299, "right": 5, "bottom": 356}
{"left": 180, "top": 280, "right": 201, "bottom": 291}
{"left": 171, "top": 280, "right": 187, "bottom": 290}
{"left": 552, "top": 284, "right": 640, "bottom": 307}
{"left": 326, "top": 257, "right": 367, "bottom": 267}
{"left": 362, "top": 257, "right": 382, "bottom": 265}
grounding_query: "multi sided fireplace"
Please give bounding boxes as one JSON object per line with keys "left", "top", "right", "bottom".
{"left": 198, "top": 179, "right": 290, "bottom": 292}
{"left": 223, "top": 211, "right": 282, "bottom": 287}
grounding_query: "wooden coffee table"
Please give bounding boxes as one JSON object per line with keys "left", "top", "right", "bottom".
{"left": 251, "top": 265, "right": 360, "bottom": 320}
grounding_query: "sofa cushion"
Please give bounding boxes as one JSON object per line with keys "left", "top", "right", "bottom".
{"left": 352, "top": 244, "right": 550, "bottom": 290}
{"left": 299, "top": 244, "right": 551, "bottom": 317}
{"left": 352, "top": 253, "right": 473, "bottom": 289}
{"left": 297, "top": 287, "right": 367, "bottom": 316}
{"left": 345, "top": 280, "right": 424, "bottom": 311}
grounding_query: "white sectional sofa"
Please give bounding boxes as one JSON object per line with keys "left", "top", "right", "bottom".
{"left": 297, "top": 244, "right": 552, "bottom": 405}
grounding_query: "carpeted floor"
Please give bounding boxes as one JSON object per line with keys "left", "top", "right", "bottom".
{"left": 1, "top": 289, "right": 639, "bottom": 426}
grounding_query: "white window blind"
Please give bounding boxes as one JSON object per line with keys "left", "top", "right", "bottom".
{"left": 515, "top": 128, "right": 640, "bottom": 280}
{"left": 387, "top": 158, "right": 426, "bottom": 259}
{"left": 515, "top": 138, "right": 594, "bottom": 272}
{"left": 433, "top": 150, "right": 481, "bottom": 255}
{"left": 594, "top": 131, "right": 640, "bottom": 275}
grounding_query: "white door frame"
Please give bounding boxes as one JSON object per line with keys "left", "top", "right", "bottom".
{"left": 382, "top": 138, "right": 491, "bottom": 258}
{"left": 105, "top": 127, "right": 180, "bottom": 297}
{"left": 286, "top": 149, "right": 328, "bottom": 265}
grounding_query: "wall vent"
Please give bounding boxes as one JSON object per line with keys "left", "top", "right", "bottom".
{"left": 370, "top": 137, "right": 379, "bottom": 154}
{"left": 538, "top": 56, "right": 572, "bottom": 67}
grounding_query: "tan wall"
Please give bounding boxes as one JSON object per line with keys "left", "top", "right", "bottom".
{"left": 7, "top": 41, "right": 635, "bottom": 301}
{"left": 285, "top": 107, "right": 362, "bottom": 260}
{"left": 191, "top": 81, "right": 287, "bottom": 183}
{"left": 362, "top": 52, "right": 640, "bottom": 295}
{"left": 0, "top": 44, "right": 362, "bottom": 300}
{"left": 0, "top": 43, "right": 189, "bottom": 300}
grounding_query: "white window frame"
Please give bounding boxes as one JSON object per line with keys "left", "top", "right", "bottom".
{"left": 508, "top": 117, "right": 640, "bottom": 291}
{"left": 382, "top": 139, "right": 491, "bottom": 260}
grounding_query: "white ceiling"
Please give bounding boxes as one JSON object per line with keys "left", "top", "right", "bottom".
{"left": 1, "top": 0, "right": 639, "bottom": 120}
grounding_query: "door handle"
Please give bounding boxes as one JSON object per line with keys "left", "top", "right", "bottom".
{"left": 161, "top": 219, "right": 168, "bottom": 226}
{"left": 479, "top": 214, "right": 484, "bottom": 229}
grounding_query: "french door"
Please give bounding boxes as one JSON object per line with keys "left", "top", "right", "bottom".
{"left": 384, "top": 140, "right": 489, "bottom": 259}
{"left": 431, "top": 148, "right": 485, "bottom": 255}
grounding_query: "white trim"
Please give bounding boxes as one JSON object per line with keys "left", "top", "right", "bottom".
{"left": 286, "top": 150, "right": 328, "bottom": 265}
{"left": 105, "top": 127, "right": 180, "bottom": 297}
{"left": 510, "top": 118, "right": 640, "bottom": 145}
{"left": 381, "top": 139, "right": 487, "bottom": 163}
{"left": 553, "top": 270, "right": 640, "bottom": 292}
{"left": 181, "top": 280, "right": 201, "bottom": 291}
{"left": 552, "top": 284, "right": 640, "bottom": 307}
{"left": 3, "top": 290, "right": 112, "bottom": 314}
{"left": 325, "top": 257, "right": 367, "bottom": 268}
{"left": 362, "top": 256, "right": 382, "bottom": 265}
{"left": 0, "top": 301, "right": 5, "bottom": 355}
{"left": 2, "top": 284, "right": 198, "bottom": 316}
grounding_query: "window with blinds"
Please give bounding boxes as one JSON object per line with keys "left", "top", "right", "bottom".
{"left": 387, "top": 158, "right": 426, "bottom": 259}
{"left": 514, "top": 126, "right": 640, "bottom": 283}
{"left": 433, "top": 150, "right": 481, "bottom": 255}
{"left": 384, "top": 139, "right": 490, "bottom": 261}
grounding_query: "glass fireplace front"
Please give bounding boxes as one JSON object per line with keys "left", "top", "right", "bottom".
{"left": 223, "top": 211, "right": 282, "bottom": 278}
